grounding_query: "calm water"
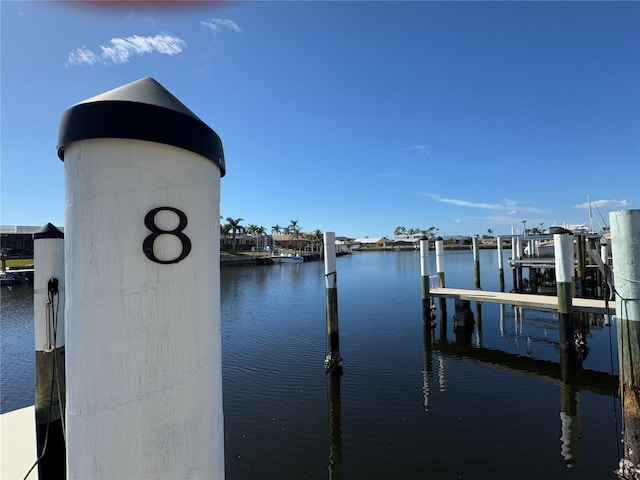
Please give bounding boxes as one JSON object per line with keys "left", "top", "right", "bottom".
{"left": 1, "top": 249, "right": 622, "bottom": 479}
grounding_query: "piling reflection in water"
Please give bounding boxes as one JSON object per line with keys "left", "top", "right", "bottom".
{"left": 426, "top": 299, "right": 618, "bottom": 470}
{"left": 327, "top": 373, "right": 342, "bottom": 480}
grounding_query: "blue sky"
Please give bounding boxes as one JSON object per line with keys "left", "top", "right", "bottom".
{"left": 1, "top": 1, "right": 638, "bottom": 238}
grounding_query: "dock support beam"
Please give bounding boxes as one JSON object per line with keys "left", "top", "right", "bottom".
{"left": 610, "top": 209, "right": 640, "bottom": 479}
{"left": 324, "top": 231, "right": 342, "bottom": 374}
{"left": 554, "top": 228, "right": 575, "bottom": 353}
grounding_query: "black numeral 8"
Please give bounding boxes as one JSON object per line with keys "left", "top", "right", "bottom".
{"left": 143, "top": 207, "right": 192, "bottom": 264}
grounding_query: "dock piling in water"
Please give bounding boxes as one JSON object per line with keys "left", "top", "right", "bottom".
{"left": 420, "top": 238, "right": 433, "bottom": 325}
{"left": 610, "top": 209, "right": 640, "bottom": 478}
{"left": 33, "top": 223, "right": 66, "bottom": 480}
{"left": 472, "top": 236, "right": 481, "bottom": 290}
{"left": 553, "top": 227, "right": 575, "bottom": 353}
{"left": 435, "top": 237, "right": 447, "bottom": 320}
{"left": 58, "top": 77, "right": 226, "bottom": 478}
{"left": 324, "top": 231, "right": 342, "bottom": 374}
{"left": 497, "top": 236, "right": 505, "bottom": 292}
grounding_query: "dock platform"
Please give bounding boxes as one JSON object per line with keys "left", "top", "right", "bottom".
{"left": 430, "top": 288, "right": 614, "bottom": 314}
{"left": 0, "top": 406, "right": 38, "bottom": 479}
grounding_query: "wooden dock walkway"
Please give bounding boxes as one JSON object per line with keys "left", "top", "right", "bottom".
{"left": 0, "top": 406, "right": 38, "bottom": 479}
{"left": 430, "top": 287, "right": 614, "bottom": 314}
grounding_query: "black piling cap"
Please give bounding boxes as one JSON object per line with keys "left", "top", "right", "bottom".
{"left": 33, "top": 223, "right": 64, "bottom": 240}
{"left": 57, "top": 77, "right": 225, "bottom": 177}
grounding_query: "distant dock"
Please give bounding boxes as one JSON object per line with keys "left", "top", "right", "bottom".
{"left": 430, "top": 287, "right": 614, "bottom": 314}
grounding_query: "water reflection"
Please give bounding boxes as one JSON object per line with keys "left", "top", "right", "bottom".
{"left": 327, "top": 373, "right": 342, "bottom": 480}
{"left": 425, "top": 299, "right": 618, "bottom": 470}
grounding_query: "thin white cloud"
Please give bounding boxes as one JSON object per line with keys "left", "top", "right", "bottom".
{"left": 201, "top": 18, "right": 241, "bottom": 35}
{"left": 421, "top": 193, "right": 544, "bottom": 214}
{"left": 574, "top": 198, "right": 630, "bottom": 209}
{"left": 406, "top": 143, "right": 430, "bottom": 155}
{"left": 66, "top": 34, "right": 186, "bottom": 66}
{"left": 422, "top": 193, "right": 502, "bottom": 210}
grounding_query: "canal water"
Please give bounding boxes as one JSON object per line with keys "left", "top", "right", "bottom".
{"left": 1, "top": 249, "right": 621, "bottom": 479}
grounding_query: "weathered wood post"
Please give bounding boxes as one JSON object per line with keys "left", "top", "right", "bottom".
{"left": 575, "top": 234, "right": 586, "bottom": 297}
{"left": 497, "top": 236, "right": 505, "bottom": 292}
{"left": 58, "top": 77, "right": 226, "bottom": 479}
{"left": 33, "top": 223, "right": 66, "bottom": 479}
{"left": 472, "top": 236, "right": 481, "bottom": 289}
{"left": 598, "top": 239, "right": 609, "bottom": 299}
{"left": 324, "top": 231, "right": 342, "bottom": 374}
{"left": 553, "top": 227, "right": 575, "bottom": 353}
{"left": 511, "top": 228, "right": 519, "bottom": 292}
{"left": 420, "top": 237, "right": 433, "bottom": 325}
{"left": 609, "top": 209, "right": 640, "bottom": 478}
{"left": 435, "top": 237, "right": 447, "bottom": 319}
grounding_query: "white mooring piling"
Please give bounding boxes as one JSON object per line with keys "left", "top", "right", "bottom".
{"left": 420, "top": 238, "right": 433, "bottom": 325}
{"left": 435, "top": 237, "right": 445, "bottom": 288}
{"left": 609, "top": 209, "right": 640, "bottom": 479}
{"left": 33, "top": 222, "right": 66, "bottom": 479}
{"left": 58, "top": 77, "right": 226, "bottom": 479}
{"left": 497, "top": 236, "right": 505, "bottom": 292}
{"left": 472, "top": 236, "right": 481, "bottom": 289}
{"left": 553, "top": 227, "right": 575, "bottom": 353}
{"left": 435, "top": 237, "right": 447, "bottom": 320}
{"left": 324, "top": 231, "right": 342, "bottom": 374}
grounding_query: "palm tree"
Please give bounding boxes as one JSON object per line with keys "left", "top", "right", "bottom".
{"left": 286, "top": 220, "right": 300, "bottom": 250}
{"left": 225, "top": 217, "right": 245, "bottom": 252}
{"left": 313, "top": 229, "right": 324, "bottom": 253}
{"left": 256, "top": 225, "right": 267, "bottom": 251}
{"left": 271, "top": 224, "right": 282, "bottom": 235}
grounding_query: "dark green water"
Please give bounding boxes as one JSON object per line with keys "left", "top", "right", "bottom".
{"left": 1, "top": 249, "right": 622, "bottom": 479}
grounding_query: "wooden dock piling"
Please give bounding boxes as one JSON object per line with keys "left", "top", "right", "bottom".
{"left": 420, "top": 238, "right": 433, "bottom": 325}
{"left": 610, "top": 209, "right": 640, "bottom": 478}
{"left": 497, "top": 236, "right": 505, "bottom": 292}
{"left": 435, "top": 237, "right": 447, "bottom": 320}
{"left": 553, "top": 227, "right": 575, "bottom": 353}
{"left": 324, "top": 232, "right": 342, "bottom": 374}
{"left": 472, "top": 236, "right": 481, "bottom": 289}
{"left": 33, "top": 223, "right": 66, "bottom": 480}
{"left": 59, "top": 78, "right": 226, "bottom": 478}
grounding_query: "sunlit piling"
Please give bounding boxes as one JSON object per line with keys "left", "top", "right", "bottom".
{"left": 610, "top": 209, "right": 640, "bottom": 478}
{"left": 553, "top": 227, "right": 575, "bottom": 353}
{"left": 58, "top": 77, "right": 226, "bottom": 478}
{"left": 511, "top": 227, "right": 519, "bottom": 292}
{"left": 420, "top": 238, "right": 434, "bottom": 325}
{"left": 472, "top": 236, "right": 481, "bottom": 289}
{"left": 324, "top": 232, "right": 342, "bottom": 374}
{"left": 497, "top": 236, "right": 505, "bottom": 292}
{"left": 575, "top": 234, "right": 586, "bottom": 297}
{"left": 435, "top": 237, "right": 447, "bottom": 320}
{"left": 33, "top": 223, "right": 66, "bottom": 479}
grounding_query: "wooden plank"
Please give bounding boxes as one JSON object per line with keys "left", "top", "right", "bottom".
{"left": 430, "top": 287, "right": 614, "bottom": 314}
